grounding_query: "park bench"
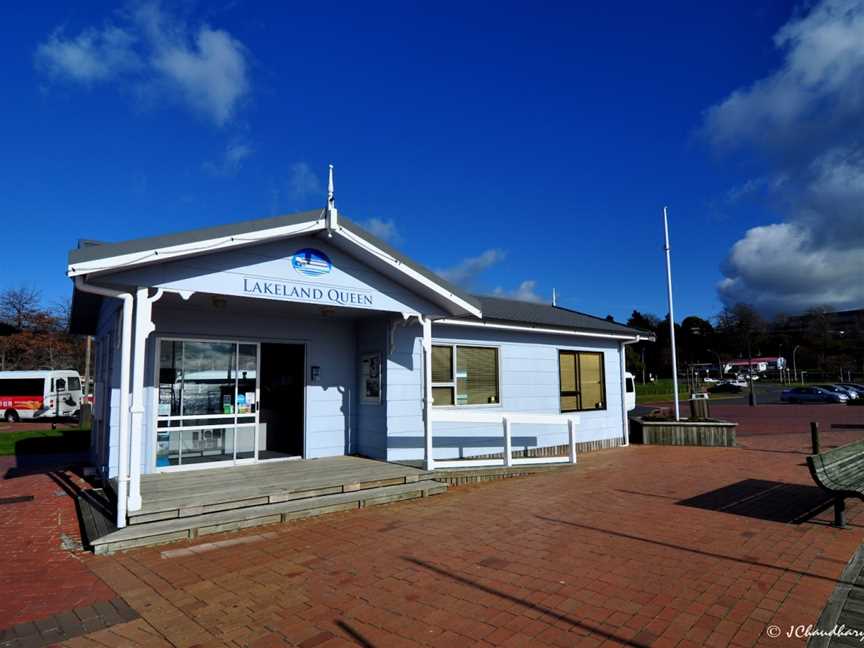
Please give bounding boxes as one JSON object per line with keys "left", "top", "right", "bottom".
{"left": 806, "top": 439, "right": 864, "bottom": 528}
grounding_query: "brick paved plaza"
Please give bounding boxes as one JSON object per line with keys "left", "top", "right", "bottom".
{"left": 1, "top": 403, "right": 863, "bottom": 647}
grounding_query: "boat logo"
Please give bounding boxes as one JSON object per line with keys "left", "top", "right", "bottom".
{"left": 291, "top": 248, "right": 332, "bottom": 277}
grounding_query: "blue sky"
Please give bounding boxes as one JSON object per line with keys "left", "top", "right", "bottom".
{"left": 3, "top": 0, "right": 862, "bottom": 321}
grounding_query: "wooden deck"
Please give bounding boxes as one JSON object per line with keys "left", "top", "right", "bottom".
{"left": 88, "top": 457, "right": 445, "bottom": 554}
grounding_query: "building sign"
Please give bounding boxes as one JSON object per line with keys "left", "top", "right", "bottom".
{"left": 291, "top": 248, "right": 332, "bottom": 277}
{"left": 241, "top": 247, "right": 376, "bottom": 306}
{"left": 242, "top": 278, "right": 374, "bottom": 306}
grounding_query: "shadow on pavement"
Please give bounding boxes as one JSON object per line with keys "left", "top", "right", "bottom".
{"left": 677, "top": 478, "right": 834, "bottom": 524}
{"left": 535, "top": 515, "right": 863, "bottom": 587}
{"left": 403, "top": 556, "right": 653, "bottom": 647}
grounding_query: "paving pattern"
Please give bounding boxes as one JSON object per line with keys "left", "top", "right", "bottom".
{"left": 0, "top": 403, "right": 861, "bottom": 647}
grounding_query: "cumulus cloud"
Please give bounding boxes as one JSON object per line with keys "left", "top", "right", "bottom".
{"left": 34, "top": 3, "right": 251, "bottom": 126}
{"left": 493, "top": 280, "right": 544, "bottom": 303}
{"left": 35, "top": 26, "right": 141, "bottom": 83}
{"left": 436, "top": 249, "right": 507, "bottom": 286}
{"left": 703, "top": 0, "right": 864, "bottom": 314}
{"left": 203, "top": 139, "right": 254, "bottom": 176}
{"left": 360, "top": 218, "right": 401, "bottom": 243}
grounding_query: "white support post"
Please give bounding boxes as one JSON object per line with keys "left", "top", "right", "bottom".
{"left": 503, "top": 417, "right": 513, "bottom": 467}
{"left": 422, "top": 316, "right": 434, "bottom": 470}
{"left": 128, "top": 287, "right": 163, "bottom": 512}
{"left": 620, "top": 341, "right": 630, "bottom": 447}
{"left": 568, "top": 419, "right": 577, "bottom": 464}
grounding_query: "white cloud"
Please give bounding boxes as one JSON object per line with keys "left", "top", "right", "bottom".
{"left": 360, "top": 218, "right": 401, "bottom": 244}
{"left": 203, "top": 139, "right": 254, "bottom": 176}
{"left": 35, "top": 26, "right": 141, "bottom": 83}
{"left": 493, "top": 280, "right": 544, "bottom": 303}
{"left": 287, "top": 162, "right": 322, "bottom": 200}
{"left": 436, "top": 249, "right": 507, "bottom": 286}
{"left": 34, "top": 3, "right": 251, "bottom": 127}
{"left": 703, "top": 0, "right": 864, "bottom": 314}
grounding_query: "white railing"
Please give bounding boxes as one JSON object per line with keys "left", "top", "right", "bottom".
{"left": 427, "top": 410, "right": 580, "bottom": 470}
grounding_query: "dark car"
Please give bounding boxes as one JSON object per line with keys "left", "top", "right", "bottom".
{"left": 816, "top": 384, "right": 859, "bottom": 400}
{"left": 781, "top": 386, "right": 848, "bottom": 404}
{"left": 709, "top": 381, "right": 743, "bottom": 394}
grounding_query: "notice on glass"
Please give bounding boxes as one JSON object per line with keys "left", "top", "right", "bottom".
{"left": 360, "top": 352, "right": 381, "bottom": 404}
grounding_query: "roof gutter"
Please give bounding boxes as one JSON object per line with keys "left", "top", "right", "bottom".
{"left": 434, "top": 318, "right": 644, "bottom": 341}
{"left": 74, "top": 276, "right": 132, "bottom": 529}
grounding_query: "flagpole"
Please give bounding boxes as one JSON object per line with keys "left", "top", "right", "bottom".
{"left": 663, "top": 206, "right": 680, "bottom": 421}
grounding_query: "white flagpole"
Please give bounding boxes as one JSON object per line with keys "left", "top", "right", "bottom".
{"left": 663, "top": 206, "right": 681, "bottom": 421}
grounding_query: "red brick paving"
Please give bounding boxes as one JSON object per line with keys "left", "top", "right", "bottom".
{"left": 0, "top": 457, "right": 116, "bottom": 628}
{"left": 2, "top": 404, "right": 862, "bottom": 647}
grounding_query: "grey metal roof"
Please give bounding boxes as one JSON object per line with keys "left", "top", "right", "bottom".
{"left": 464, "top": 295, "right": 650, "bottom": 338}
{"left": 67, "top": 210, "right": 648, "bottom": 339}
{"left": 68, "top": 210, "right": 325, "bottom": 266}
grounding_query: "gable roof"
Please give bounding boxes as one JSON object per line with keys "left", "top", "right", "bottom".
{"left": 67, "top": 209, "right": 482, "bottom": 318}
{"left": 68, "top": 209, "right": 649, "bottom": 340}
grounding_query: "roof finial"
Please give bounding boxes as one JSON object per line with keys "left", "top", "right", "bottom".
{"left": 326, "top": 164, "right": 338, "bottom": 237}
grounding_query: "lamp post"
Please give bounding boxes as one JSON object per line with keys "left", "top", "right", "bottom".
{"left": 708, "top": 349, "right": 722, "bottom": 377}
{"left": 793, "top": 345, "right": 801, "bottom": 383}
{"left": 747, "top": 339, "right": 757, "bottom": 407}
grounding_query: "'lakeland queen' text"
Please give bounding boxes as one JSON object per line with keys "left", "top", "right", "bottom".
{"left": 243, "top": 278, "right": 374, "bottom": 306}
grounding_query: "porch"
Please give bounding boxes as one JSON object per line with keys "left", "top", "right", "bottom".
{"left": 85, "top": 456, "right": 445, "bottom": 554}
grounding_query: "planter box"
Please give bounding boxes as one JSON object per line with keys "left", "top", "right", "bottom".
{"left": 630, "top": 417, "right": 737, "bottom": 447}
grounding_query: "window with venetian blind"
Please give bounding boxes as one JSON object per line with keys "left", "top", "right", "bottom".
{"left": 431, "top": 344, "right": 499, "bottom": 406}
{"left": 559, "top": 350, "right": 606, "bottom": 412}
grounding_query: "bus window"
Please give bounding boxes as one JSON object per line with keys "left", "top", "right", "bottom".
{"left": 68, "top": 377, "right": 81, "bottom": 391}
{"left": 626, "top": 377, "right": 634, "bottom": 393}
{"left": 56, "top": 378, "right": 66, "bottom": 392}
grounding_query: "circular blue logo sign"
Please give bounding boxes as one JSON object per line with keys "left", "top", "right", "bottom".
{"left": 291, "top": 248, "right": 332, "bottom": 277}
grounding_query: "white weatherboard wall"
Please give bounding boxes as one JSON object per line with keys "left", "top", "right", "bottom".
{"left": 104, "top": 236, "right": 441, "bottom": 317}
{"left": 386, "top": 324, "right": 625, "bottom": 462}
{"left": 355, "top": 317, "right": 388, "bottom": 460}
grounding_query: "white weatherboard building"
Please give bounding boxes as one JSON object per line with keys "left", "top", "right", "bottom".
{"left": 68, "top": 180, "right": 650, "bottom": 528}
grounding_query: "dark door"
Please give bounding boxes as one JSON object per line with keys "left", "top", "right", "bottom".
{"left": 259, "top": 343, "right": 305, "bottom": 458}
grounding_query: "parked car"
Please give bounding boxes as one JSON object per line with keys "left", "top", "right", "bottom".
{"left": 816, "top": 384, "right": 859, "bottom": 400}
{"left": 709, "top": 381, "right": 744, "bottom": 394}
{"left": 838, "top": 383, "right": 864, "bottom": 397}
{"left": 781, "top": 386, "right": 849, "bottom": 404}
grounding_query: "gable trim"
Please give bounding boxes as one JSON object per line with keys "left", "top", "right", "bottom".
{"left": 335, "top": 226, "right": 482, "bottom": 318}
{"left": 68, "top": 218, "right": 327, "bottom": 278}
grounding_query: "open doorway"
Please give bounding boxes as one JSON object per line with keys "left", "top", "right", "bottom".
{"left": 258, "top": 343, "right": 305, "bottom": 459}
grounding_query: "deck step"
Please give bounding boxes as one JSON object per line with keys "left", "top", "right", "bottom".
{"left": 128, "top": 462, "right": 434, "bottom": 525}
{"left": 90, "top": 479, "right": 447, "bottom": 554}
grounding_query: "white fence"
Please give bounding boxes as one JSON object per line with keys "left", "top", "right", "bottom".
{"left": 427, "top": 410, "right": 580, "bottom": 470}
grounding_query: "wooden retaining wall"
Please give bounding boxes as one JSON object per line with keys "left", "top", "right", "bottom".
{"left": 630, "top": 418, "right": 737, "bottom": 447}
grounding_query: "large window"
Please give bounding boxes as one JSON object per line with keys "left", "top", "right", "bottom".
{"left": 432, "top": 344, "right": 499, "bottom": 406}
{"left": 559, "top": 350, "right": 606, "bottom": 412}
{"left": 156, "top": 339, "right": 258, "bottom": 468}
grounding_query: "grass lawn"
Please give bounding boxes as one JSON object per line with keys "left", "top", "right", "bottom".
{"left": 0, "top": 427, "right": 91, "bottom": 456}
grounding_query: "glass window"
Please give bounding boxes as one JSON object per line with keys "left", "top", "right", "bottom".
{"left": 432, "top": 344, "right": 499, "bottom": 406}
{"left": 68, "top": 377, "right": 81, "bottom": 392}
{"left": 457, "top": 346, "right": 499, "bottom": 405}
{"left": 157, "top": 340, "right": 258, "bottom": 467}
{"left": 559, "top": 351, "right": 606, "bottom": 412}
{"left": 55, "top": 378, "right": 67, "bottom": 392}
{"left": 431, "top": 346, "right": 453, "bottom": 383}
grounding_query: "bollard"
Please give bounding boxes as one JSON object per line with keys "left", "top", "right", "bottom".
{"left": 810, "top": 421, "right": 820, "bottom": 455}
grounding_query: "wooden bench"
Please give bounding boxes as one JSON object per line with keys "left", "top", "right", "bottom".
{"left": 807, "top": 439, "right": 864, "bottom": 528}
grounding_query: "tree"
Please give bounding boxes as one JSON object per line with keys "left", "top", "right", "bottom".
{"left": 0, "top": 285, "right": 42, "bottom": 330}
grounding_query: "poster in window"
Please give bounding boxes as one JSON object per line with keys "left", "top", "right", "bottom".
{"left": 361, "top": 352, "right": 382, "bottom": 404}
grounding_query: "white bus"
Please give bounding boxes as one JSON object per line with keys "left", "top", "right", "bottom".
{"left": 0, "top": 370, "right": 83, "bottom": 422}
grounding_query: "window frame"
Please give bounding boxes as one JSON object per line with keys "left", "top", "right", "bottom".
{"left": 558, "top": 350, "right": 607, "bottom": 413}
{"left": 431, "top": 343, "right": 502, "bottom": 408}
